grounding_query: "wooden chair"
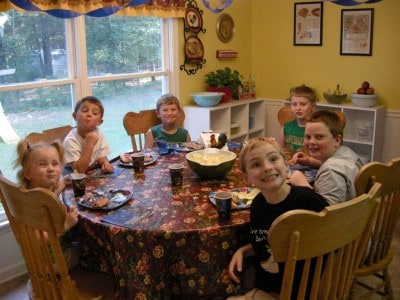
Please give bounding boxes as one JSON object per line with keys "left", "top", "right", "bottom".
{"left": 277, "top": 106, "right": 295, "bottom": 127}
{"left": 352, "top": 157, "right": 400, "bottom": 299}
{"left": 0, "top": 175, "right": 118, "bottom": 300}
{"left": 123, "top": 109, "right": 185, "bottom": 152}
{"left": 266, "top": 184, "right": 380, "bottom": 300}
{"left": 26, "top": 125, "right": 73, "bottom": 144}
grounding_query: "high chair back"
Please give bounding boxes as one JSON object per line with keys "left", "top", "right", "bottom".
{"left": 0, "top": 175, "right": 117, "bottom": 299}
{"left": 26, "top": 125, "right": 73, "bottom": 144}
{"left": 353, "top": 157, "right": 400, "bottom": 299}
{"left": 267, "top": 183, "right": 380, "bottom": 300}
{"left": 123, "top": 109, "right": 185, "bottom": 152}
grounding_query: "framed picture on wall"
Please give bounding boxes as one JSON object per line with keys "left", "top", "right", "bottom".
{"left": 294, "top": 2, "right": 323, "bottom": 46}
{"left": 340, "top": 8, "right": 374, "bottom": 56}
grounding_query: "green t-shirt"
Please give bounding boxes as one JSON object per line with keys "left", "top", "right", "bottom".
{"left": 151, "top": 124, "right": 188, "bottom": 143}
{"left": 283, "top": 119, "right": 305, "bottom": 152}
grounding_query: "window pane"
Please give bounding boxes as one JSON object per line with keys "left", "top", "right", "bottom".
{"left": 85, "top": 15, "right": 162, "bottom": 76}
{"left": 0, "top": 85, "right": 73, "bottom": 181}
{"left": 91, "top": 77, "right": 163, "bottom": 156}
{"left": 0, "top": 10, "right": 67, "bottom": 85}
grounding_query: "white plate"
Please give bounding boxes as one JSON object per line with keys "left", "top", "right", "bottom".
{"left": 119, "top": 153, "right": 158, "bottom": 168}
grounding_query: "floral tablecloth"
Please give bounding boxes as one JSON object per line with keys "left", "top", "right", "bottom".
{"left": 64, "top": 152, "right": 251, "bottom": 299}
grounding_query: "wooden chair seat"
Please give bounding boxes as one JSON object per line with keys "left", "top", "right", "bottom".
{"left": 26, "top": 125, "right": 73, "bottom": 144}
{"left": 353, "top": 157, "right": 400, "bottom": 299}
{"left": 0, "top": 175, "right": 119, "bottom": 300}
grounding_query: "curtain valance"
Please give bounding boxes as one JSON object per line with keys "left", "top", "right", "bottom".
{"left": 0, "top": 0, "right": 185, "bottom": 18}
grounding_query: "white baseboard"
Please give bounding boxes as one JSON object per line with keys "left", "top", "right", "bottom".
{"left": 0, "top": 261, "right": 27, "bottom": 285}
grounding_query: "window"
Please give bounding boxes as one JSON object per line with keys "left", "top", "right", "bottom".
{"left": 0, "top": 11, "right": 178, "bottom": 220}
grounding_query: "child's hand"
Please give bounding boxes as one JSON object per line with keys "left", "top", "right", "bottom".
{"left": 101, "top": 161, "right": 114, "bottom": 173}
{"left": 65, "top": 206, "right": 79, "bottom": 231}
{"left": 290, "top": 151, "right": 309, "bottom": 165}
{"left": 288, "top": 170, "right": 312, "bottom": 188}
{"left": 85, "top": 130, "right": 99, "bottom": 146}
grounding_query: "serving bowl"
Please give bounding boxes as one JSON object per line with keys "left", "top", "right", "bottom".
{"left": 190, "top": 92, "right": 224, "bottom": 107}
{"left": 351, "top": 93, "right": 378, "bottom": 107}
{"left": 323, "top": 92, "right": 347, "bottom": 104}
{"left": 185, "top": 148, "right": 236, "bottom": 179}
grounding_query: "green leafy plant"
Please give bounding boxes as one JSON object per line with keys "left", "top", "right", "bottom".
{"left": 204, "top": 67, "right": 242, "bottom": 91}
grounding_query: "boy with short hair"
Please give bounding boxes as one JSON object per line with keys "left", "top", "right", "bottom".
{"left": 278, "top": 85, "right": 317, "bottom": 157}
{"left": 63, "top": 96, "right": 114, "bottom": 174}
{"left": 145, "top": 94, "right": 190, "bottom": 149}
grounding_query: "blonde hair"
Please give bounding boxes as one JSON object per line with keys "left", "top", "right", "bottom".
{"left": 14, "top": 139, "right": 64, "bottom": 187}
{"left": 290, "top": 85, "right": 317, "bottom": 104}
{"left": 239, "top": 137, "right": 286, "bottom": 174}
{"left": 156, "top": 94, "right": 181, "bottom": 112}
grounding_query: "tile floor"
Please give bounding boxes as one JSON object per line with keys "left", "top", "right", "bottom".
{"left": 1, "top": 216, "right": 399, "bottom": 300}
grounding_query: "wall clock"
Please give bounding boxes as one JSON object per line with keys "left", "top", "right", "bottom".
{"left": 216, "top": 13, "right": 235, "bottom": 43}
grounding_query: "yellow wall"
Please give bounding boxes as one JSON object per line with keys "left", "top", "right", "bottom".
{"left": 178, "top": 0, "right": 400, "bottom": 110}
{"left": 178, "top": 0, "right": 253, "bottom": 106}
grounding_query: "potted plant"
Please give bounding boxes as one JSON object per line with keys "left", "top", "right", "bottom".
{"left": 204, "top": 67, "right": 242, "bottom": 103}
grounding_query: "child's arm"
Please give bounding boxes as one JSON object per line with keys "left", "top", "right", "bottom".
{"left": 97, "top": 156, "right": 114, "bottom": 173}
{"left": 288, "top": 170, "right": 313, "bottom": 188}
{"left": 54, "top": 175, "right": 70, "bottom": 196}
{"left": 73, "top": 130, "right": 98, "bottom": 173}
{"left": 64, "top": 206, "right": 79, "bottom": 232}
{"left": 145, "top": 128, "right": 155, "bottom": 149}
{"left": 277, "top": 126, "right": 286, "bottom": 149}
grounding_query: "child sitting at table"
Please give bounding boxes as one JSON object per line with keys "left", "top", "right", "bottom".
{"left": 289, "top": 110, "right": 363, "bottom": 205}
{"left": 227, "top": 137, "right": 328, "bottom": 299}
{"left": 145, "top": 93, "right": 191, "bottom": 149}
{"left": 63, "top": 96, "right": 114, "bottom": 174}
{"left": 277, "top": 85, "right": 317, "bottom": 159}
{"left": 14, "top": 139, "right": 79, "bottom": 270}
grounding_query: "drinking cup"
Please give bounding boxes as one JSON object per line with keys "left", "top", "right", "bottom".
{"left": 169, "top": 163, "right": 184, "bottom": 187}
{"left": 131, "top": 152, "right": 145, "bottom": 176}
{"left": 69, "top": 173, "right": 86, "bottom": 198}
{"left": 214, "top": 191, "right": 232, "bottom": 221}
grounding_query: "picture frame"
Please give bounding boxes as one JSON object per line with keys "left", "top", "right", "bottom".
{"left": 340, "top": 8, "right": 374, "bottom": 56}
{"left": 294, "top": 2, "right": 323, "bottom": 46}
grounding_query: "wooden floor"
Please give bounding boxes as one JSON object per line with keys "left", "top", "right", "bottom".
{"left": 1, "top": 217, "right": 399, "bottom": 300}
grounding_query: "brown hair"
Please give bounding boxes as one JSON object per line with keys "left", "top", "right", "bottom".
{"left": 290, "top": 85, "right": 317, "bottom": 104}
{"left": 14, "top": 139, "right": 64, "bottom": 187}
{"left": 306, "top": 110, "right": 345, "bottom": 144}
{"left": 156, "top": 94, "right": 181, "bottom": 112}
{"left": 239, "top": 136, "right": 286, "bottom": 174}
{"left": 74, "top": 96, "right": 104, "bottom": 118}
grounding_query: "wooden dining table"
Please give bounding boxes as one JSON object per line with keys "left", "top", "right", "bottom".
{"left": 63, "top": 150, "right": 251, "bottom": 299}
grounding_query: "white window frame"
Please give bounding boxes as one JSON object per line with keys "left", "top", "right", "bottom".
{"left": 0, "top": 15, "right": 180, "bottom": 225}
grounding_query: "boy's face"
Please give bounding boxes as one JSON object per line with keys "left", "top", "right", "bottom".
{"left": 157, "top": 103, "right": 180, "bottom": 126}
{"left": 304, "top": 122, "right": 341, "bottom": 163}
{"left": 73, "top": 101, "right": 103, "bottom": 132}
{"left": 290, "top": 96, "right": 315, "bottom": 121}
{"left": 24, "top": 147, "right": 61, "bottom": 190}
{"left": 244, "top": 144, "right": 288, "bottom": 193}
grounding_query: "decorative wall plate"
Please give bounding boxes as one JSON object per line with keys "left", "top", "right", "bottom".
{"left": 185, "top": 7, "right": 203, "bottom": 33}
{"left": 202, "top": 0, "right": 233, "bottom": 13}
{"left": 184, "top": 36, "right": 204, "bottom": 65}
{"left": 216, "top": 13, "right": 235, "bottom": 43}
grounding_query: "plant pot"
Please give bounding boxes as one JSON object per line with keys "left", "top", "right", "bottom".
{"left": 208, "top": 86, "right": 233, "bottom": 103}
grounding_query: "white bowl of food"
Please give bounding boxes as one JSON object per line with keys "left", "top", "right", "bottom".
{"left": 185, "top": 148, "right": 236, "bottom": 179}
